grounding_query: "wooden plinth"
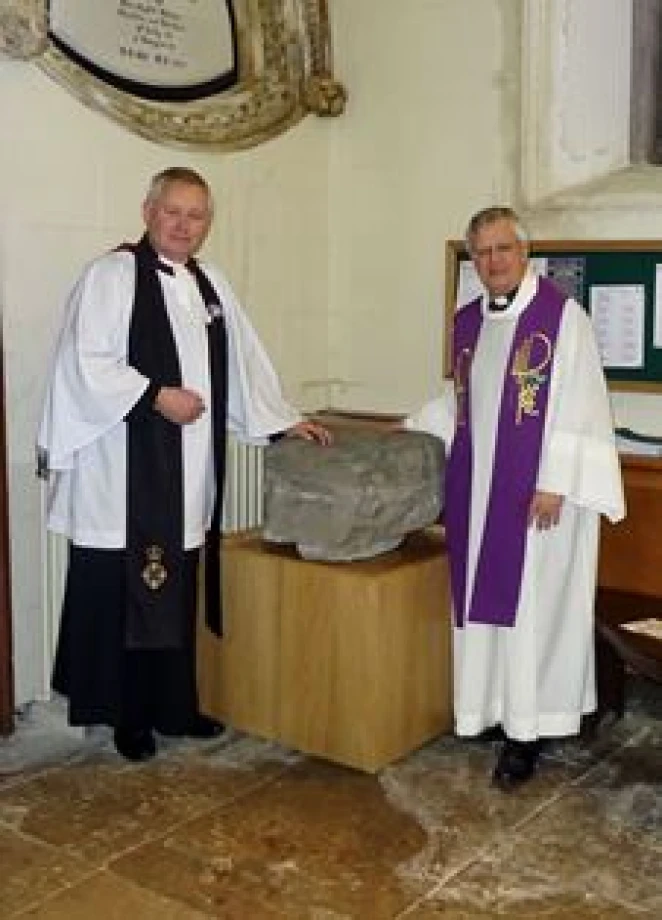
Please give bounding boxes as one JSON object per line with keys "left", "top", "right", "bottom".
{"left": 198, "top": 529, "right": 452, "bottom": 772}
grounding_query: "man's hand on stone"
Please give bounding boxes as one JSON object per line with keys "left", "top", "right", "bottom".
{"left": 285, "top": 421, "right": 333, "bottom": 446}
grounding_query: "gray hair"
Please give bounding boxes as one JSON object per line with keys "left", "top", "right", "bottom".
{"left": 145, "top": 167, "right": 214, "bottom": 217}
{"left": 464, "top": 206, "right": 529, "bottom": 254}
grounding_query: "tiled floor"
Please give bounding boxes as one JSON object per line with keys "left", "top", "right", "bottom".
{"left": 0, "top": 682, "right": 661, "bottom": 919}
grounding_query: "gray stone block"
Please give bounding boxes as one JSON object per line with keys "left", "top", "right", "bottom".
{"left": 262, "top": 428, "right": 445, "bottom": 561}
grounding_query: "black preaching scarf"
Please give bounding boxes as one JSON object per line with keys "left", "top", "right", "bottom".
{"left": 186, "top": 257, "right": 228, "bottom": 637}
{"left": 122, "top": 235, "right": 228, "bottom": 649}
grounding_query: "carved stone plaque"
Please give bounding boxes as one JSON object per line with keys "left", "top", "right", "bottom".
{"left": 48, "top": 0, "right": 238, "bottom": 102}
{"left": 0, "top": 0, "right": 347, "bottom": 150}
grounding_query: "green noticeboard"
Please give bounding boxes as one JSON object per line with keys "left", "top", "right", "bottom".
{"left": 445, "top": 240, "right": 662, "bottom": 392}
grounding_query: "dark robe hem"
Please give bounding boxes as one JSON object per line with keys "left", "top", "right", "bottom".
{"left": 53, "top": 545, "right": 201, "bottom": 731}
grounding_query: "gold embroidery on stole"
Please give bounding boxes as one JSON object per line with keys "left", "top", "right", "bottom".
{"left": 511, "top": 332, "right": 553, "bottom": 424}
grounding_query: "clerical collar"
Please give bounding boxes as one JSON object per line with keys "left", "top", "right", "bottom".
{"left": 156, "top": 254, "right": 196, "bottom": 278}
{"left": 135, "top": 235, "right": 195, "bottom": 277}
{"left": 488, "top": 287, "right": 519, "bottom": 312}
{"left": 159, "top": 254, "right": 203, "bottom": 278}
{"left": 156, "top": 255, "right": 176, "bottom": 276}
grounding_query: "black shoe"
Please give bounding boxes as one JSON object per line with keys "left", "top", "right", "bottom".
{"left": 113, "top": 727, "right": 156, "bottom": 761}
{"left": 472, "top": 725, "right": 506, "bottom": 744}
{"left": 156, "top": 714, "right": 225, "bottom": 739}
{"left": 186, "top": 714, "right": 225, "bottom": 738}
{"left": 492, "top": 738, "right": 542, "bottom": 790}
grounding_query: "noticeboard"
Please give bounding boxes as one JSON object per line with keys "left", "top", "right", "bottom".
{"left": 445, "top": 240, "right": 662, "bottom": 392}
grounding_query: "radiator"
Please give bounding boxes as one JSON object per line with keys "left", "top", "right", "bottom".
{"left": 222, "top": 439, "right": 264, "bottom": 533}
{"left": 43, "top": 440, "right": 264, "bottom": 672}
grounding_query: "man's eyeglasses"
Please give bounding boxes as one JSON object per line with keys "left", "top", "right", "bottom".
{"left": 473, "top": 242, "right": 520, "bottom": 260}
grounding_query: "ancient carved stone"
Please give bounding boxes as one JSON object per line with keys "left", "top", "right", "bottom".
{"left": 263, "top": 428, "right": 445, "bottom": 561}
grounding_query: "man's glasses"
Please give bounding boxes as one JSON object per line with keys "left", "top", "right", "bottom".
{"left": 472, "top": 242, "right": 520, "bottom": 260}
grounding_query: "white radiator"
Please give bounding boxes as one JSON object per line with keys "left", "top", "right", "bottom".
{"left": 222, "top": 439, "right": 264, "bottom": 533}
{"left": 42, "top": 440, "right": 264, "bottom": 673}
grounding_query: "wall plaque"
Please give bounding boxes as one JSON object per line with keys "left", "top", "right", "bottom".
{"left": 48, "top": 0, "right": 238, "bottom": 102}
{"left": 0, "top": 0, "right": 346, "bottom": 149}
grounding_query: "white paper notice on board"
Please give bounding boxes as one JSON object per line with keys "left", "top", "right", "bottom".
{"left": 589, "top": 284, "right": 645, "bottom": 369}
{"left": 654, "top": 264, "right": 662, "bottom": 348}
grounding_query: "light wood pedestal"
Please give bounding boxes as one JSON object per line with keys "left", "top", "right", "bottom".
{"left": 198, "top": 529, "right": 452, "bottom": 772}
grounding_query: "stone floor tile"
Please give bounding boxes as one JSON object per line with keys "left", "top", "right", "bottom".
{"left": 404, "top": 896, "right": 647, "bottom": 918}
{"left": 110, "top": 759, "right": 435, "bottom": 918}
{"left": 571, "top": 729, "right": 662, "bottom": 842}
{"left": 0, "top": 824, "right": 91, "bottom": 917}
{"left": 406, "top": 770, "right": 662, "bottom": 919}
{"left": 0, "top": 744, "right": 288, "bottom": 867}
{"left": 0, "top": 703, "right": 95, "bottom": 790}
{"left": 19, "top": 870, "right": 211, "bottom": 918}
{"left": 377, "top": 731, "right": 610, "bottom": 883}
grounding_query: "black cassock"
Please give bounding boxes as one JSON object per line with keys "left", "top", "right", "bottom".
{"left": 53, "top": 236, "right": 227, "bottom": 731}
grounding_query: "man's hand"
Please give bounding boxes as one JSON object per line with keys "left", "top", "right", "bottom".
{"left": 154, "top": 386, "right": 206, "bottom": 425}
{"left": 528, "top": 491, "right": 563, "bottom": 530}
{"left": 285, "top": 421, "right": 333, "bottom": 446}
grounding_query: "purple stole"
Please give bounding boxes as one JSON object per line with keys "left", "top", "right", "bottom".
{"left": 444, "top": 277, "right": 566, "bottom": 628}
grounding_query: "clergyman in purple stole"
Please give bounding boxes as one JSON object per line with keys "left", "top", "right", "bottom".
{"left": 444, "top": 276, "right": 566, "bottom": 628}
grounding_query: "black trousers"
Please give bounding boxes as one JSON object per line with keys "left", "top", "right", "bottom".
{"left": 52, "top": 545, "right": 201, "bottom": 732}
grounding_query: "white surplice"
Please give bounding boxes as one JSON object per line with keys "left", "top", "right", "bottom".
{"left": 407, "top": 271, "right": 625, "bottom": 741}
{"left": 37, "top": 250, "right": 301, "bottom": 550}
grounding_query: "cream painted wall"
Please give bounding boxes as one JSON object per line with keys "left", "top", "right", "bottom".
{"left": 0, "top": 60, "right": 329, "bottom": 705}
{"left": 327, "top": 0, "right": 521, "bottom": 413}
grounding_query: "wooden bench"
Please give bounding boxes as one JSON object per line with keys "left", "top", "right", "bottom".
{"left": 596, "top": 454, "right": 662, "bottom": 717}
